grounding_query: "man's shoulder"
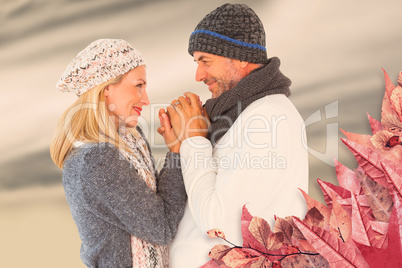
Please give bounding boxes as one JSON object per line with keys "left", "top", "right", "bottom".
{"left": 244, "top": 94, "right": 299, "bottom": 116}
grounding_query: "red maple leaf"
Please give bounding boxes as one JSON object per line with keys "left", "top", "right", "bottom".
{"left": 293, "top": 216, "right": 369, "bottom": 267}
{"left": 356, "top": 192, "right": 402, "bottom": 267}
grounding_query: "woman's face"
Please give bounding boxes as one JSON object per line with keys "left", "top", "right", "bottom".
{"left": 104, "top": 66, "right": 149, "bottom": 128}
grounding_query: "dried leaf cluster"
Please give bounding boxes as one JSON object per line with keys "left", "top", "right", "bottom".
{"left": 201, "top": 70, "right": 402, "bottom": 268}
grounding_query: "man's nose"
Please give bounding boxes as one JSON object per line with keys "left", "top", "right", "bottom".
{"left": 195, "top": 65, "right": 206, "bottom": 82}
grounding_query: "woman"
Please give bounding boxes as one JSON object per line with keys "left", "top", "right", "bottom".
{"left": 50, "top": 39, "right": 186, "bottom": 267}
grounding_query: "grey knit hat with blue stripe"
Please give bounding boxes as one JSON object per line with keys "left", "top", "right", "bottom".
{"left": 188, "top": 3, "right": 268, "bottom": 64}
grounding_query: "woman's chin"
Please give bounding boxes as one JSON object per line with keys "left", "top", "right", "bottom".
{"left": 124, "top": 120, "right": 138, "bottom": 128}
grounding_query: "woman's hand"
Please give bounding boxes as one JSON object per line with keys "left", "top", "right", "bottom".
{"left": 158, "top": 108, "right": 181, "bottom": 153}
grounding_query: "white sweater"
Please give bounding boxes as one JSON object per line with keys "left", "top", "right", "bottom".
{"left": 169, "top": 94, "right": 309, "bottom": 267}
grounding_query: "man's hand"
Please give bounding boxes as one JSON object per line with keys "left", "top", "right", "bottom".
{"left": 167, "top": 92, "right": 209, "bottom": 142}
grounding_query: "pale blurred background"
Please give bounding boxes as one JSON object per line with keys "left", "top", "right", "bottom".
{"left": 1, "top": 0, "right": 401, "bottom": 267}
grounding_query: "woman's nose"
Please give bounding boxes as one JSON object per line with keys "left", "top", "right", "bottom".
{"left": 141, "top": 89, "right": 150, "bottom": 106}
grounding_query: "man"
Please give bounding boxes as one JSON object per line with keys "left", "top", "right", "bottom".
{"left": 165, "top": 4, "right": 309, "bottom": 267}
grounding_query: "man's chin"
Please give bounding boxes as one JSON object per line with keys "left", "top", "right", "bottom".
{"left": 210, "top": 89, "right": 225, "bottom": 99}
{"left": 210, "top": 89, "right": 221, "bottom": 98}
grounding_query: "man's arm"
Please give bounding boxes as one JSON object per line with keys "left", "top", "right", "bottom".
{"left": 175, "top": 96, "right": 309, "bottom": 240}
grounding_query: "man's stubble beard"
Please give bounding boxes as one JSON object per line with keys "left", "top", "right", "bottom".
{"left": 212, "top": 59, "right": 244, "bottom": 98}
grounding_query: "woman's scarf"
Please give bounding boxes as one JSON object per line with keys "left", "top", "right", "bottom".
{"left": 204, "top": 57, "right": 292, "bottom": 145}
{"left": 118, "top": 126, "right": 169, "bottom": 268}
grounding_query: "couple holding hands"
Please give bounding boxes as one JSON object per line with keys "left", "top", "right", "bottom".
{"left": 50, "top": 4, "right": 308, "bottom": 267}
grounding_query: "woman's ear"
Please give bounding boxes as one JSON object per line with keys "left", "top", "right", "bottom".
{"left": 104, "top": 86, "right": 110, "bottom": 97}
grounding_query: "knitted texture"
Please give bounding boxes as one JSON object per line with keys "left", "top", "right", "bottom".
{"left": 118, "top": 126, "right": 169, "bottom": 267}
{"left": 62, "top": 141, "right": 186, "bottom": 267}
{"left": 56, "top": 39, "right": 146, "bottom": 96}
{"left": 188, "top": 3, "right": 268, "bottom": 64}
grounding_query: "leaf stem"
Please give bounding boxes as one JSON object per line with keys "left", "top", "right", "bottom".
{"left": 222, "top": 238, "right": 238, "bottom": 248}
{"left": 338, "top": 227, "right": 345, "bottom": 243}
{"left": 219, "top": 237, "right": 319, "bottom": 259}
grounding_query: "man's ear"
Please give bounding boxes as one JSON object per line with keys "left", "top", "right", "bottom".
{"left": 239, "top": 61, "right": 248, "bottom": 68}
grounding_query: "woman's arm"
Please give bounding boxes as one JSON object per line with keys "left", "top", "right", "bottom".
{"left": 81, "top": 144, "right": 186, "bottom": 245}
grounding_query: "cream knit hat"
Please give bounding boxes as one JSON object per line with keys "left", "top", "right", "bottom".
{"left": 56, "top": 39, "right": 146, "bottom": 96}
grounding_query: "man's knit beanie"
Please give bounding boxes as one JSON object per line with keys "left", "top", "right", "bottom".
{"left": 188, "top": 3, "right": 268, "bottom": 64}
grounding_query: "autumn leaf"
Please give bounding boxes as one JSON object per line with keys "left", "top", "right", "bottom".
{"left": 297, "top": 239, "right": 317, "bottom": 253}
{"left": 367, "top": 113, "right": 382, "bottom": 134}
{"left": 328, "top": 194, "right": 352, "bottom": 243}
{"left": 272, "top": 261, "right": 282, "bottom": 268}
{"left": 293, "top": 216, "right": 370, "bottom": 268}
{"left": 340, "top": 129, "right": 376, "bottom": 150}
{"left": 380, "top": 68, "right": 399, "bottom": 121}
{"left": 341, "top": 69, "right": 402, "bottom": 165}
{"left": 381, "top": 114, "right": 402, "bottom": 135}
{"left": 221, "top": 248, "right": 258, "bottom": 268}
{"left": 356, "top": 191, "right": 402, "bottom": 267}
{"left": 249, "top": 217, "right": 271, "bottom": 251}
{"left": 341, "top": 131, "right": 402, "bottom": 165}
{"left": 200, "top": 259, "right": 230, "bottom": 268}
{"left": 209, "top": 244, "right": 232, "bottom": 260}
{"left": 381, "top": 161, "right": 402, "bottom": 198}
{"left": 341, "top": 138, "right": 399, "bottom": 187}
{"left": 334, "top": 159, "right": 362, "bottom": 196}
{"left": 285, "top": 216, "right": 317, "bottom": 253}
{"left": 370, "top": 130, "right": 396, "bottom": 149}
{"left": 390, "top": 77, "right": 402, "bottom": 121}
{"left": 284, "top": 245, "right": 299, "bottom": 255}
{"left": 299, "top": 188, "right": 331, "bottom": 228}
{"left": 208, "top": 229, "right": 227, "bottom": 240}
{"left": 273, "top": 217, "right": 293, "bottom": 245}
{"left": 249, "top": 256, "right": 269, "bottom": 268}
{"left": 304, "top": 207, "right": 325, "bottom": 229}
{"left": 333, "top": 162, "right": 374, "bottom": 217}
{"left": 267, "top": 232, "right": 284, "bottom": 251}
{"left": 351, "top": 194, "right": 388, "bottom": 249}
{"left": 241, "top": 205, "right": 268, "bottom": 253}
{"left": 281, "top": 253, "right": 329, "bottom": 268}
{"left": 350, "top": 194, "right": 370, "bottom": 247}
{"left": 369, "top": 220, "right": 388, "bottom": 236}
{"left": 359, "top": 174, "right": 393, "bottom": 222}
{"left": 317, "top": 179, "right": 351, "bottom": 210}
{"left": 285, "top": 216, "right": 306, "bottom": 241}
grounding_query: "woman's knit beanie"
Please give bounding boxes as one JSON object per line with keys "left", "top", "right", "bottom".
{"left": 56, "top": 39, "right": 146, "bottom": 96}
{"left": 188, "top": 3, "right": 268, "bottom": 64}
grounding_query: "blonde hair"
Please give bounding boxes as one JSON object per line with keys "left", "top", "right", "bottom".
{"left": 50, "top": 74, "right": 134, "bottom": 169}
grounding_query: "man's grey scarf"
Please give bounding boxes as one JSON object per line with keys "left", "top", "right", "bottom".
{"left": 204, "top": 57, "right": 292, "bottom": 145}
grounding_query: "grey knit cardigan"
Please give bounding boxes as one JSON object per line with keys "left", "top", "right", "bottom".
{"left": 62, "top": 142, "right": 187, "bottom": 267}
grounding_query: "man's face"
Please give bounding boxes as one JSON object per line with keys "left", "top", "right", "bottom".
{"left": 193, "top": 51, "right": 245, "bottom": 98}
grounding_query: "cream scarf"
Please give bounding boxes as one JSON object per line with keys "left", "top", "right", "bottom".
{"left": 118, "top": 126, "right": 169, "bottom": 268}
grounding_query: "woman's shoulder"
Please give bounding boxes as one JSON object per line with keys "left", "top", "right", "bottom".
{"left": 64, "top": 142, "right": 123, "bottom": 169}
{"left": 63, "top": 142, "right": 133, "bottom": 189}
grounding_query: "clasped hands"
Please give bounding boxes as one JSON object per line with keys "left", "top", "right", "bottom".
{"left": 158, "top": 92, "right": 209, "bottom": 153}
